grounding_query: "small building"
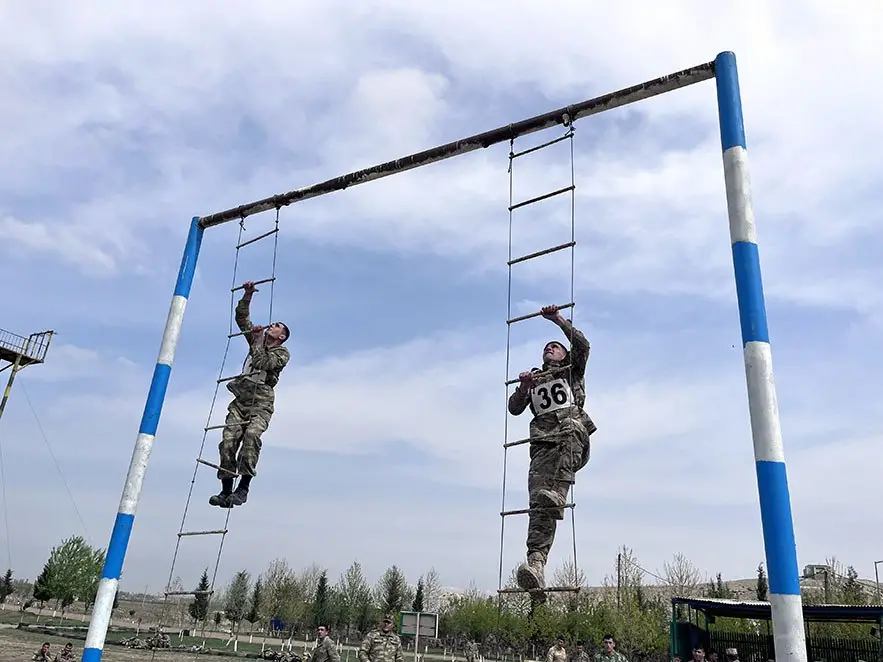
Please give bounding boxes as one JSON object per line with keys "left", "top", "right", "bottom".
{"left": 670, "top": 596, "right": 883, "bottom": 661}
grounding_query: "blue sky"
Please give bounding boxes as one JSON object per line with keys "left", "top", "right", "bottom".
{"left": 1, "top": 1, "right": 882, "bottom": 598}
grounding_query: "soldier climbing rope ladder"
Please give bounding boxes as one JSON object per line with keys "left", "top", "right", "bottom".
{"left": 507, "top": 304, "right": 596, "bottom": 595}
{"left": 209, "top": 280, "right": 291, "bottom": 508}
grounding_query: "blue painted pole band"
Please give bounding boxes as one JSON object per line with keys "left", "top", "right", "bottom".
{"left": 731, "top": 241, "right": 770, "bottom": 345}
{"left": 715, "top": 51, "right": 747, "bottom": 152}
{"left": 174, "top": 217, "right": 204, "bottom": 299}
{"left": 102, "top": 513, "right": 135, "bottom": 580}
{"left": 138, "top": 363, "right": 172, "bottom": 436}
{"left": 756, "top": 461, "right": 801, "bottom": 595}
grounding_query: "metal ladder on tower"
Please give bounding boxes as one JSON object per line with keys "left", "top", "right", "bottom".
{"left": 151, "top": 209, "right": 282, "bottom": 655}
{"left": 497, "top": 116, "right": 583, "bottom": 605}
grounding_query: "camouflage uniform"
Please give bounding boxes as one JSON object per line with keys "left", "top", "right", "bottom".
{"left": 358, "top": 628, "right": 404, "bottom": 662}
{"left": 547, "top": 645, "right": 569, "bottom": 662}
{"left": 465, "top": 641, "right": 479, "bottom": 662}
{"left": 218, "top": 295, "right": 290, "bottom": 480}
{"left": 33, "top": 648, "right": 52, "bottom": 662}
{"left": 593, "top": 651, "right": 628, "bottom": 661}
{"left": 508, "top": 318, "right": 595, "bottom": 591}
{"left": 572, "top": 650, "right": 590, "bottom": 662}
{"left": 311, "top": 636, "right": 340, "bottom": 662}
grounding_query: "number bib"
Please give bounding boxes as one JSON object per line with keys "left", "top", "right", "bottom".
{"left": 530, "top": 378, "right": 574, "bottom": 414}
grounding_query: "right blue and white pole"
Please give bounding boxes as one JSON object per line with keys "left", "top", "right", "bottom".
{"left": 715, "top": 51, "right": 807, "bottom": 661}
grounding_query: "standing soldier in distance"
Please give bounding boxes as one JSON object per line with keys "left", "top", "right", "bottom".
{"left": 508, "top": 304, "right": 596, "bottom": 597}
{"left": 209, "top": 280, "right": 291, "bottom": 508}
{"left": 311, "top": 626, "right": 340, "bottom": 662}
{"left": 358, "top": 615, "right": 404, "bottom": 662}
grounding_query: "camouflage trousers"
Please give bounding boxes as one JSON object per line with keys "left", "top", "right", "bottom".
{"left": 217, "top": 397, "right": 274, "bottom": 479}
{"left": 526, "top": 420, "right": 590, "bottom": 560}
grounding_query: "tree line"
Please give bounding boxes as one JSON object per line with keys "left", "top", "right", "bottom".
{"left": 5, "top": 538, "right": 880, "bottom": 658}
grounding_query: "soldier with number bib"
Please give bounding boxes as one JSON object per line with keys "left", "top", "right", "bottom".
{"left": 507, "top": 304, "right": 596, "bottom": 596}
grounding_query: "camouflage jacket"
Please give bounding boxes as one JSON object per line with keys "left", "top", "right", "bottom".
{"left": 311, "top": 636, "right": 340, "bottom": 662}
{"left": 546, "top": 645, "right": 568, "bottom": 662}
{"left": 507, "top": 319, "right": 596, "bottom": 440}
{"left": 593, "top": 651, "right": 628, "bottom": 661}
{"left": 358, "top": 629, "right": 403, "bottom": 662}
{"left": 227, "top": 296, "right": 290, "bottom": 403}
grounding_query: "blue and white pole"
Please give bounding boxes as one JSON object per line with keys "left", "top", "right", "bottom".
{"left": 83, "top": 217, "right": 204, "bottom": 662}
{"left": 715, "top": 51, "right": 807, "bottom": 661}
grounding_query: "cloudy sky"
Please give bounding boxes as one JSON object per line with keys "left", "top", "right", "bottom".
{"left": 1, "top": 1, "right": 882, "bottom": 599}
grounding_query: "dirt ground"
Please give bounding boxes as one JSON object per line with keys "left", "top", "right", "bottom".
{"left": 0, "top": 627, "right": 209, "bottom": 662}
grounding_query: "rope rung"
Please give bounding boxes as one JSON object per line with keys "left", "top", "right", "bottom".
{"left": 236, "top": 228, "right": 279, "bottom": 250}
{"left": 509, "top": 186, "right": 575, "bottom": 212}
{"left": 504, "top": 363, "right": 573, "bottom": 387}
{"left": 217, "top": 370, "right": 259, "bottom": 384}
{"left": 508, "top": 241, "right": 576, "bottom": 266}
{"left": 501, "top": 503, "right": 574, "bottom": 516}
{"left": 231, "top": 277, "right": 275, "bottom": 292}
{"left": 499, "top": 587, "right": 581, "bottom": 596}
{"left": 510, "top": 132, "right": 573, "bottom": 160}
{"left": 506, "top": 302, "right": 574, "bottom": 326}
{"left": 178, "top": 529, "right": 228, "bottom": 537}
{"left": 195, "top": 458, "right": 239, "bottom": 477}
{"left": 205, "top": 422, "right": 247, "bottom": 431}
{"left": 165, "top": 590, "right": 213, "bottom": 597}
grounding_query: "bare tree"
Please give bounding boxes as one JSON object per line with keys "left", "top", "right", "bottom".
{"left": 602, "top": 545, "right": 646, "bottom": 607}
{"left": 661, "top": 553, "right": 702, "bottom": 599}
{"left": 551, "top": 557, "right": 586, "bottom": 612}
{"left": 422, "top": 567, "right": 443, "bottom": 612}
{"left": 298, "top": 563, "right": 324, "bottom": 601}
{"left": 500, "top": 565, "right": 531, "bottom": 617}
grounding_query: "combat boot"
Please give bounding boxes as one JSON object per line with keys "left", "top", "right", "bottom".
{"left": 534, "top": 488, "right": 566, "bottom": 508}
{"left": 516, "top": 552, "right": 546, "bottom": 592}
{"left": 209, "top": 479, "right": 234, "bottom": 508}
{"left": 227, "top": 486, "right": 248, "bottom": 506}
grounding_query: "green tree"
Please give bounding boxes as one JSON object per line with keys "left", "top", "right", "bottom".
{"left": 756, "top": 563, "right": 768, "bottom": 601}
{"left": 0, "top": 569, "right": 13, "bottom": 603}
{"left": 842, "top": 565, "right": 865, "bottom": 604}
{"left": 225, "top": 570, "right": 251, "bottom": 637}
{"left": 33, "top": 562, "right": 53, "bottom": 604}
{"left": 214, "top": 611, "right": 223, "bottom": 627}
{"left": 313, "top": 571, "right": 331, "bottom": 627}
{"left": 335, "top": 561, "right": 373, "bottom": 635}
{"left": 43, "top": 535, "right": 105, "bottom": 612}
{"left": 412, "top": 578, "right": 424, "bottom": 612}
{"left": 246, "top": 578, "right": 263, "bottom": 626}
{"left": 375, "top": 565, "right": 408, "bottom": 617}
{"left": 706, "top": 573, "right": 734, "bottom": 599}
{"left": 189, "top": 569, "right": 211, "bottom": 623}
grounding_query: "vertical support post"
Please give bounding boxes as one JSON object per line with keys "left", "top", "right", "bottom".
{"left": 874, "top": 560, "right": 881, "bottom": 603}
{"left": 714, "top": 51, "right": 807, "bottom": 662}
{"left": 0, "top": 345, "right": 27, "bottom": 425}
{"left": 82, "top": 217, "right": 204, "bottom": 662}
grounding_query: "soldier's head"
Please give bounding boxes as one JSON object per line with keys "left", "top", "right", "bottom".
{"left": 266, "top": 321, "right": 290, "bottom": 346}
{"left": 64, "top": 644, "right": 73, "bottom": 651}
{"left": 555, "top": 635, "right": 565, "bottom": 648}
{"left": 42, "top": 643, "right": 50, "bottom": 653}
{"left": 543, "top": 341, "right": 567, "bottom": 364}
{"left": 691, "top": 646, "right": 705, "bottom": 661}
{"left": 317, "top": 625, "right": 329, "bottom": 639}
{"left": 380, "top": 615, "right": 394, "bottom": 632}
{"left": 602, "top": 635, "right": 615, "bottom": 653}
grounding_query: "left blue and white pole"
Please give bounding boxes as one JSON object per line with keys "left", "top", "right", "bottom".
{"left": 83, "top": 217, "right": 204, "bottom": 662}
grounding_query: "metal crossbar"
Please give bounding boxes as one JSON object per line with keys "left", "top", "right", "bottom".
{"left": 197, "top": 62, "right": 714, "bottom": 228}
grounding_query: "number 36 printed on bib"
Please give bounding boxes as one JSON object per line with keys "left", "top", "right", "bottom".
{"left": 530, "top": 378, "right": 574, "bottom": 414}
